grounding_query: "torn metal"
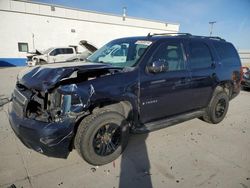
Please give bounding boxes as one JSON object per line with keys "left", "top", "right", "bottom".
{"left": 9, "top": 61, "right": 132, "bottom": 158}
{"left": 15, "top": 62, "right": 121, "bottom": 123}
{"left": 26, "top": 49, "right": 43, "bottom": 62}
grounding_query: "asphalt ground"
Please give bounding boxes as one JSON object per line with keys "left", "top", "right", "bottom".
{"left": 0, "top": 67, "right": 249, "bottom": 188}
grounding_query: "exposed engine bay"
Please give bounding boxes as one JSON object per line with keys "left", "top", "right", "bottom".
{"left": 14, "top": 62, "right": 122, "bottom": 123}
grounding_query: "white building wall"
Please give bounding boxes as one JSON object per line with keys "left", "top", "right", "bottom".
{"left": 0, "top": 0, "right": 179, "bottom": 66}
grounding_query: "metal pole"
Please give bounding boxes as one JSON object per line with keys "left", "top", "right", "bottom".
{"left": 122, "top": 7, "right": 127, "bottom": 21}
{"left": 32, "top": 33, "right": 35, "bottom": 50}
{"left": 209, "top": 21, "right": 216, "bottom": 36}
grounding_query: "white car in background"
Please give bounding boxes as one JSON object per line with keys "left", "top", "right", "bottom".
{"left": 27, "top": 47, "right": 77, "bottom": 66}
{"left": 26, "top": 40, "right": 98, "bottom": 66}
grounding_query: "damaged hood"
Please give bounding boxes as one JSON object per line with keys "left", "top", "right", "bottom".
{"left": 18, "top": 62, "right": 118, "bottom": 91}
{"left": 26, "top": 50, "right": 43, "bottom": 57}
{"left": 79, "top": 40, "right": 98, "bottom": 53}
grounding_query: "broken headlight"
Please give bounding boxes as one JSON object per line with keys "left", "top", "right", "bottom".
{"left": 58, "top": 84, "right": 84, "bottom": 114}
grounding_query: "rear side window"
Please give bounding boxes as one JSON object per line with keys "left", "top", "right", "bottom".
{"left": 189, "top": 42, "right": 213, "bottom": 69}
{"left": 63, "top": 48, "right": 74, "bottom": 54}
{"left": 214, "top": 42, "right": 240, "bottom": 66}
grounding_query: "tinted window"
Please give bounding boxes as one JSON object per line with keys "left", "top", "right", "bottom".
{"left": 150, "top": 42, "right": 185, "bottom": 71}
{"left": 214, "top": 42, "right": 240, "bottom": 66}
{"left": 189, "top": 42, "right": 213, "bottom": 69}
{"left": 63, "top": 48, "right": 74, "bottom": 54}
{"left": 50, "top": 49, "right": 62, "bottom": 56}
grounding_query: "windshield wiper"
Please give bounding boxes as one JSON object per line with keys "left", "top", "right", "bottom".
{"left": 98, "top": 61, "right": 114, "bottom": 66}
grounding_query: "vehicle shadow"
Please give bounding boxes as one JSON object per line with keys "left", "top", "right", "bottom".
{"left": 241, "top": 86, "right": 250, "bottom": 92}
{"left": 119, "top": 133, "right": 152, "bottom": 188}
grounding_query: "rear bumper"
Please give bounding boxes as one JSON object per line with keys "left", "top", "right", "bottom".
{"left": 8, "top": 102, "right": 75, "bottom": 158}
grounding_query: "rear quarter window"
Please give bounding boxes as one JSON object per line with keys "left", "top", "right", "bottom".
{"left": 214, "top": 42, "right": 240, "bottom": 66}
{"left": 63, "top": 48, "right": 74, "bottom": 54}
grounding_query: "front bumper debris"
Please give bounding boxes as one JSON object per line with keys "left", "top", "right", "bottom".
{"left": 9, "top": 102, "right": 75, "bottom": 158}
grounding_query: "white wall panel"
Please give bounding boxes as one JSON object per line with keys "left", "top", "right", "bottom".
{"left": 0, "top": 0, "right": 179, "bottom": 59}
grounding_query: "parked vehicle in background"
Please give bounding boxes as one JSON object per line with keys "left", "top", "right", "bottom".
{"left": 27, "top": 47, "right": 77, "bottom": 66}
{"left": 9, "top": 33, "right": 242, "bottom": 166}
{"left": 66, "top": 40, "right": 98, "bottom": 62}
{"left": 241, "top": 66, "right": 250, "bottom": 89}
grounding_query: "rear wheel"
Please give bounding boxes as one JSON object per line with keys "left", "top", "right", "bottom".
{"left": 202, "top": 91, "right": 229, "bottom": 124}
{"left": 74, "top": 109, "right": 129, "bottom": 165}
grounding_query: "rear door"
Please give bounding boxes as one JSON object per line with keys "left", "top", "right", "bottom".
{"left": 186, "top": 40, "right": 216, "bottom": 109}
{"left": 139, "top": 41, "right": 193, "bottom": 123}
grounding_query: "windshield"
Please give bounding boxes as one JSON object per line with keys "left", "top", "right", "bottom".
{"left": 43, "top": 47, "right": 54, "bottom": 54}
{"left": 87, "top": 38, "right": 152, "bottom": 68}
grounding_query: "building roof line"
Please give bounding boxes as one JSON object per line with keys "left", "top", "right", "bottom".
{"left": 0, "top": 9, "right": 178, "bottom": 32}
{"left": 12, "top": 0, "right": 180, "bottom": 26}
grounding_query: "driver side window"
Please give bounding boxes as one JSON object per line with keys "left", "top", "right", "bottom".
{"left": 150, "top": 42, "right": 186, "bottom": 71}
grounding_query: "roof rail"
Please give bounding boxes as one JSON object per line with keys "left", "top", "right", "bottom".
{"left": 204, "top": 36, "right": 226, "bottom": 41}
{"left": 189, "top": 35, "right": 226, "bottom": 42}
{"left": 147, "top": 33, "right": 226, "bottom": 41}
{"left": 147, "top": 33, "right": 192, "bottom": 37}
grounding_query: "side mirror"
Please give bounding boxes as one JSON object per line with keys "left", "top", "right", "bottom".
{"left": 147, "top": 60, "right": 168, "bottom": 73}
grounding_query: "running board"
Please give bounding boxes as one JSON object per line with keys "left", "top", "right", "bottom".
{"left": 133, "top": 110, "right": 205, "bottom": 133}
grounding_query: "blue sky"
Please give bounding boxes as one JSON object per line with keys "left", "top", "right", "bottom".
{"left": 34, "top": 0, "right": 250, "bottom": 49}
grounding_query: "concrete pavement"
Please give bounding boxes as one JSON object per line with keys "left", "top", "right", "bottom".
{"left": 0, "top": 67, "right": 249, "bottom": 188}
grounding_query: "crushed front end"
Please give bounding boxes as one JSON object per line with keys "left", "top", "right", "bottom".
{"left": 8, "top": 63, "right": 120, "bottom": 158}
{"left": 9, "top": 83, "right": 79, "bottom": 158}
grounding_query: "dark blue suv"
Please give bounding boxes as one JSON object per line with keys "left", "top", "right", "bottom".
{"left": 9, "top": 33, "right": 242, "bottom": 165}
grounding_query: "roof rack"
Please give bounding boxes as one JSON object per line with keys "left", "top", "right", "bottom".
{"left": 147, "top": 33, "right": 192, "bottom": 37}
{"left": 204, "top": 36, "right": 226, "bottom": 41}
{"left": 189, "top": 35, "right": 226, "bottom": 42}
{"left": 147, "top": 33, "right": 226, "bottom": 41}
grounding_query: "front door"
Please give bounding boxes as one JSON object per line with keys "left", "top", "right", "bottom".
{"left": 139, "top": 41, "right": 193, "bottom": 123}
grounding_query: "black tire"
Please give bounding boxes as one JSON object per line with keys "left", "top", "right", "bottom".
{"left": 74, "top": 109, "right": 129, "bottom": 165}
{"left": 202, "top": 91, "right": 229, "bottom": 124}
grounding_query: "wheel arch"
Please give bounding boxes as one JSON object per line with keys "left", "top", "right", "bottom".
{"left": 213, "top": 81, "right": 234, "bottom": 99}
{"left": 72, "top": 99, "right": 136, "bottom": 144}
{"left": 91, "top": 100, "right": 135, "bottom": 121}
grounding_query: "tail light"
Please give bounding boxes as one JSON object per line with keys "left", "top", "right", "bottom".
{"left": 232, "top": 71, "right": 241, "bottom": 82}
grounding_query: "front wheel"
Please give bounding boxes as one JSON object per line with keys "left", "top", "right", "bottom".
{"left": 74, "top": 109, "right": 129, "bottom": 165}
{"left": 35, "top": 59, "right": 47, "bottom": 65}
{"left": 202, "top": 91, "right": 229, "bottom": 124}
